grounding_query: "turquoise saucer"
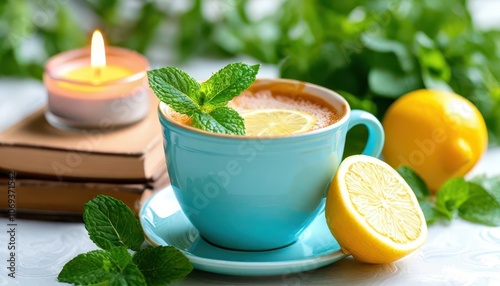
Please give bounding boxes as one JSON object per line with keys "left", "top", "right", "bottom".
{"left": 139, "top": 185, "right": 347, "bottom": 276}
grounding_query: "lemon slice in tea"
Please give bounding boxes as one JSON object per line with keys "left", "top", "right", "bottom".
{"left": 241, "top": 109, "right": 316, "bottom": 136}
{"left": 325, "top": 155, "right": 427, "bottom": 264}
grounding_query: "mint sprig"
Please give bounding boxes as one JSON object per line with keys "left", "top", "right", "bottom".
{"left": 148, "top": 62, "right": 260, "bottom": 135}
{"left": 397, "top": 166, "right": 500, "bottom": 226}
{"left": 58, "top": 195, "right": 193, "bottom": 286}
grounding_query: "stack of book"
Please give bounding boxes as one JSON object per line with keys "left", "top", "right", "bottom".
{"left": 0, "top": 96, "right": 168, "bottom": 218}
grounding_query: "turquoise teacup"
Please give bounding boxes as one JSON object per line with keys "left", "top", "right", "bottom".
{"left": 159, "top": 78, "right": 384, "bottom": 251}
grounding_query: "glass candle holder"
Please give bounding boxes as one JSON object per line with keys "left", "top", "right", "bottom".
{"left": 43, "top": 47, "right": 150, "bottom": 130}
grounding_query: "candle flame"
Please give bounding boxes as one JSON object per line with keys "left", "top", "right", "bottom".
{"left": 91, "top": 30, "right": 106, "bottom": 68}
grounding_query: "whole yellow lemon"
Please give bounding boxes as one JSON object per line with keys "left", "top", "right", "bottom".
{"left": 382, "top": 89, "right": 488, "bottom": 193}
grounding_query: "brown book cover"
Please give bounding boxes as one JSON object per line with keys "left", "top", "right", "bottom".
{"left": 0, "top": 172, "right": 169, "bottom": 219}
{"left": 0, "top": 95, "right": 166, "bottom": 181}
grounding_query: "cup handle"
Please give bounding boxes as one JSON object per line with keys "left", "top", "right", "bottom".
{"left": 347, "top": 110, "right": 385, "bottom": 157}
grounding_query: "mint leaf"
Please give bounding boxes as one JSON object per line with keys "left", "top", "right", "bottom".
{"left": 58, "top": 247, "right": 146, "bottom": 286}
{"left": 147, "top": 67, "right": 201, "bottom": 116}
{"left": 397, "top": 166, "right": 431, "bottom": 200}
{"left": 133, "top": 246, "right": 193, "bottom": 286}
{"left": 397, "top": 166, "right": 441, "bottom": 224}
{"left": 418, "top": 199, "right": 445, "bottom": 225}
{"left": 200, "top": 63, "right": 260, "bottom": 110}
{"left": 58, "top": 250, "right": 117, "bottom": 284}
{"left": 470, "top": 175, "right": 500, "bottom": 202}
{"left": 458, "top": 182, "right": 500, "bottom": 226}
{"left": 209, "top": 107, "right": 246, "bottom": 135}
{"left": 435, "top": 178, "right": 470, "bottom": 220}
{"left": 113, "top": 263, "right": 148, "bottom": 286}
{"left": 83, "top": 195, "right": 144, "bottom": 251}
{"left": 107, "top": 246, "right": 134, "bottom": 270}
{"left": 191, "top": 107, "right": 245, "bottom": 135}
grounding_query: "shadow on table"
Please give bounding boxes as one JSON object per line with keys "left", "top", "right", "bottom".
{"left": 178, "top": 257, "right": 399, "bottom": 285}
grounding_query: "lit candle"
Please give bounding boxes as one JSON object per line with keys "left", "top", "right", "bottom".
{"left": 44, "top": 30, "right": 150, "bottom": 130}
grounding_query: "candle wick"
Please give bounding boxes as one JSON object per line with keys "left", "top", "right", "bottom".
{"left": 93, "top": 67, "right": 102, "bottom": 84}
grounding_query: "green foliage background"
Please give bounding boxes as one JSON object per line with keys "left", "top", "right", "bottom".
{"left": 1, "top": 0, "right": 499, "bottom": 144}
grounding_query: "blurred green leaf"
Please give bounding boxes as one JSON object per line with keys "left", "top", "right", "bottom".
{"left": 123, "top": 2, "right": 166, "bottom": 53}
{"left": 178, "top": 0, "right": 206, "bottom": 60}
{"left": 344, "top": 125, "right": 368, "bottom": 158}
{"left": 435, "top": 178, "right": 470, "bottom": 220}
{"left": 362, "top": 35, "right": 414, "bottom": 72}
{"left": 414, "top": 32, "right": 453, "bottom": 91}
{"left": 337, "top": 90, "right": 377, "bottom": 113}
{"left": 84, "top": 0, "right": 120, "bottom": 25}
{"left": 368, "top": 68, "right": 420, "bottom": 97}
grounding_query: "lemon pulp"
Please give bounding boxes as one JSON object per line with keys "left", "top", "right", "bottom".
{"left": 345, "top": 161, "right": 422, "bottom": 243}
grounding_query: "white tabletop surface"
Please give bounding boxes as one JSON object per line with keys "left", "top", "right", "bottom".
{"left": 1, "top": 58, "right": 500, "bottom": 286}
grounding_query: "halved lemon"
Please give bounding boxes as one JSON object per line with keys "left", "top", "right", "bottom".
{"left": 241, "top": 109, "right": 316, "bottom": 136}
{"left": 326, "top": 155, "right": 427, "bottom": 264}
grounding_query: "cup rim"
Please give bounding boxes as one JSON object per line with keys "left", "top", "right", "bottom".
{"left": 158, "top": 78, "right": 351, "bottom": 140}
